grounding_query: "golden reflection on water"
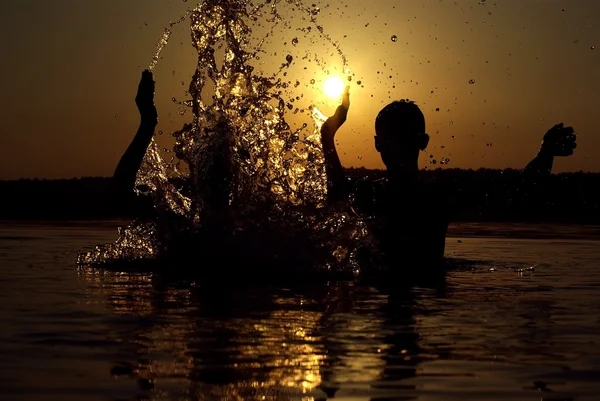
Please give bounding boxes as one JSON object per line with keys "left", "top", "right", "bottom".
{"left": 8, "top": 225, "right": 600, "bottom": 400}
{"left": 78, "top": 268, "right": 156, "bottom": 316}
{"left": 77, "top": 268, "right": 407, "bottom": 400}
{"left": 232, "top": 309, "right": 324, "bottom": 391}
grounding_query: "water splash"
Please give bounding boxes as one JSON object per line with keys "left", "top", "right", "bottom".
{"left": 78, "top": 0, "right": 373, "bottom": 275}
{"left": 149, "top": 11, "right": 191, "bottom": 72}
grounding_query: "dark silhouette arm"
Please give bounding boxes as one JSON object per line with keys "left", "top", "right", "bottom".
{"left": 523, "top": 150, "right": 555, "bottom": 176}
{"left": 513, "top": 123, "right": 577, "bottom": 218}
{"left": 446, "top": 123, "right": 576, "bottom": 218}
{"left": 522, "top": 123, "right": 576, "bottom": 177}
{"left": 321, "top": 86, "right": 350, "bottom": 204}
{"left": 112, "top": 70, "right": 158, "bottom": 201}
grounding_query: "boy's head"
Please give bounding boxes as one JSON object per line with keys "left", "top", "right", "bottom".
{"left": 374, "top": 100, "right": 429, "bottom": 173}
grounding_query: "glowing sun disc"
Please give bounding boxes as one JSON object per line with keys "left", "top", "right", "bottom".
{"left": 324, "top": 76, "right": 345, "bottom": 98}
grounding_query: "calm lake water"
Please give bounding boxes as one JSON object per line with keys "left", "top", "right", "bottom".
{"left": 1, "top": 221, "right": 600, "bottom": 401}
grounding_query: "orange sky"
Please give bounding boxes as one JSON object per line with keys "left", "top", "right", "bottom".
{"left": 0, "top": 0, "right": 598, "bottom": 179}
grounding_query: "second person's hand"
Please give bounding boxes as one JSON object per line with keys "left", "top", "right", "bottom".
{"left": 342, "top": 85, "right": 350, "bottom": 110}
{"left": 541, "top": 123, "right": 577, "bottom": 157}
{"left": 135, "top": 70, "right": 158, "bottom": 126}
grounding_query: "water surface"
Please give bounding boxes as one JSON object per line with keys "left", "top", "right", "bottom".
{"left": 1, "top": 221, "right": 600, "bottom": 401}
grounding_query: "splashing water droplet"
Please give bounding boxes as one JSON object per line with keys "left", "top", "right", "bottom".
{"left": 149, "top": 12, "right": 190, "bottom": 71}
{"left": 81, "top": 0, "right": 373, "bottom": 273}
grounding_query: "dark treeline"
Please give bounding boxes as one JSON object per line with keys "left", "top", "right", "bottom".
{"left": 0, "top": 177, "right": 114, "bottom": 220}
{"left": 1, "top": 168, "right": 599, "bottom": 222}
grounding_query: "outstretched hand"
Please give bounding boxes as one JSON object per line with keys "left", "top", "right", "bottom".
{"left": 541, "top": 123, "right": 577, "bottom": 157}
{"left": 321, "top": 85, "right": 351, "bottom": 142}
{"left": 135, "top": 70, "right": 158, "bottom": 126}
{"left": 341, "top": 85, "right": 350, "bottom": 110}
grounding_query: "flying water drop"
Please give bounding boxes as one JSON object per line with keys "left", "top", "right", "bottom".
{"left": 80, "top": 0, "right": 372, "bottom": 274}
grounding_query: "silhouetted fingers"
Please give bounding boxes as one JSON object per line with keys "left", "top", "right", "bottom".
{"left": 561, "top": 125, "right": 574, "bottom": 134}
{"left": 561, "top": 148, "right": 575, "bottom": 156}
{"left": 564, "top": 134, "right": 577, "bottom": 145}
{"left": 559, "top": 129, "right": 576, "bottom": 147}
{"left": 564, "top": 138, "right": 576, "bottom": 147}
{"left": 141, "top": 70, "right": 155, "bottom": 85}
{"left": 142, "top": 69, "right": 155, "bottom": 83}
{"left": 342, "top": 86, "right": 350, "bottom": 109}
{"left": 137, "top": 71, "right": 156, "bottom": 104}
{"left": 546, "top": 125, "right": 576, "bottom": 147}
{"left": 546, "top": 123, "right": 564, "bottom": 136}
{"left": 556, "top": 140, "right": 577, "bottom": 156}
{"left": 140, "top": 70, "right": 150, "bottom": 86}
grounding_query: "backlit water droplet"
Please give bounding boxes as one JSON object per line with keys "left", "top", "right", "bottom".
{"left": 80, "top": 0, "right": 372, "bottom": 273}
{"left": 391, "top": 35, "right": 398, "bottom": 42}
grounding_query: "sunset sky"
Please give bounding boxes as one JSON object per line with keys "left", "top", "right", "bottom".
{"left": 1, "top": 0, "right": 598, "bottom": 179}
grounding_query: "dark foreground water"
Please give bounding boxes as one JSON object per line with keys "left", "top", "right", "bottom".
{"left": 1, "top": 221, "right": 600, "bottom": 401}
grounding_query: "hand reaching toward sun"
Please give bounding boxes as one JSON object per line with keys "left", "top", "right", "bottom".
{"left": 342, "top": 85, "right": 350, "bottom": 111}
{"left": 541, "top": 123, "right": 577, "bottom": 157}
{"left": 135, "top": 70, "right": 158, "bottom": 126}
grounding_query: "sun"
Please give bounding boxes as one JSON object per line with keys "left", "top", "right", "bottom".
{"left": 323, "top": 76, "right": 345, "bottom": 99}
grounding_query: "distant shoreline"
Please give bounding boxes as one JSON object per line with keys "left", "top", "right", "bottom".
{"left": 3, "top": 221, "right": 600, "bottom": 241}
{"left": 2, "top": 168, "right": 599, "bottom": 223}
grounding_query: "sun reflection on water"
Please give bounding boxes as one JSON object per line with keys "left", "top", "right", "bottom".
{"left": 76, "top": 268, "right": 419, "bottom": 400}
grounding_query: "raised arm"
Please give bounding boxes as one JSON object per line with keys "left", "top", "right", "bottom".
{"left": 511, "top": 123, "right": 577, "bottom": 219}
{"left": 523, "top": 123, "right": 576, "bottom": 177}
{"left": 321, "top": 86, "right": 350, "bottom": 204}
{"left": 112, "top": 70, "right": 159, "bottom": 199}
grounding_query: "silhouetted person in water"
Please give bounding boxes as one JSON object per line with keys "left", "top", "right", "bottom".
{"left": 112, "top": 70, "right": 238, "bottom": 263}
{"left": 112, "top": 70, "right": 157, "bottom": 216}
{"left": 321, "top": 87, "right": 577, "bottom": 273}
{"left": 113, "top": 70, "right": 233, "bottom": 222}
{"left": 111, "top": 70, "right": 319, "bottom": 272}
